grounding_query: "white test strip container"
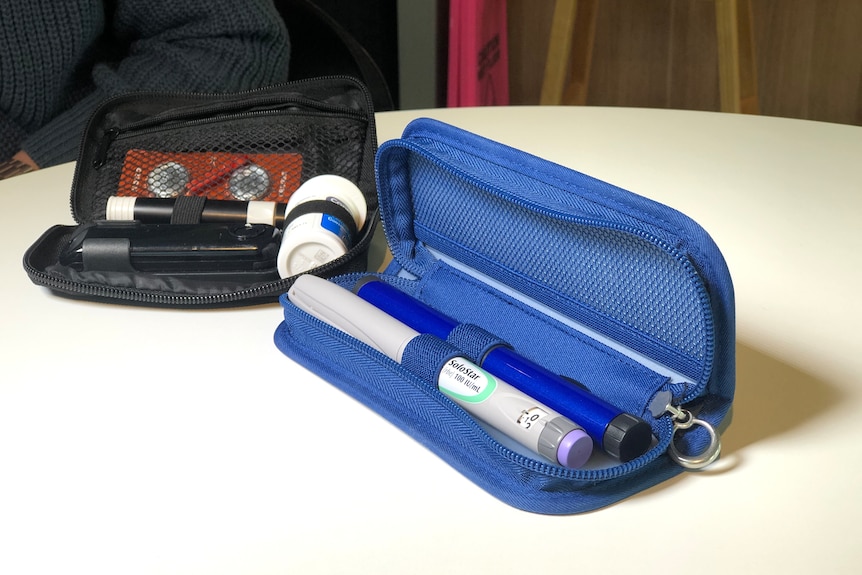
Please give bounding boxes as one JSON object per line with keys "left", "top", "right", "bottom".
{"left": 277, "top": 175, "right": 367, "bottom": 278}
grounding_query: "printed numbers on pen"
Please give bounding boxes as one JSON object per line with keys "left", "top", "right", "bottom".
{"left": 517, "top": 407, "right": 548, "bottom": 430}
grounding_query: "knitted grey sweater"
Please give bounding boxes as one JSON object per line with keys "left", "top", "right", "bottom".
{"left": 0, "top": 0, "right": 290, "bottom": 168}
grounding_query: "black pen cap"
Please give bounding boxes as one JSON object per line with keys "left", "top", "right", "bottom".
{"left": 604, "top": 413, "right": 653, "bottom": 462}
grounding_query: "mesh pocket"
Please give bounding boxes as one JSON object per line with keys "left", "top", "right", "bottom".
{"left": 84, "top": 113, "right": 369, "bottom": 219}
{"left": 406, "top": 153, "right": 709, "bottom": 375}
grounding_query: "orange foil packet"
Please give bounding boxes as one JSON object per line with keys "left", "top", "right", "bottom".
{"left": 119, "top": 150, "right": 303, "bottom": 201}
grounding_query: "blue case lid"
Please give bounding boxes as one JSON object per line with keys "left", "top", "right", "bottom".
{"left": 375, "top": 118, "right": 734, "bottom": 437}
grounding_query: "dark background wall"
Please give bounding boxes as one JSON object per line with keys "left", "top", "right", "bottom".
{"left": 309, "top": 0, "right": 401, "bottom": 108}
{"left": 290, "top": 1, "right": 861, "bottom": 125}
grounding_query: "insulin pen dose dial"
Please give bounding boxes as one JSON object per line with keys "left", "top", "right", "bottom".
{"left": 229, "top": 164, "right": 270, "bottom": 200}
{"left": 147, "top": 161, "right": 190, "bottom": 198}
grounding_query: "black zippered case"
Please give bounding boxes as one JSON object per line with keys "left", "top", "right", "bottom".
{"left": 23, "top": 76, "right": 377, "bottom": 307}
{"left": 275, "top": 118, "right": 735, "bottom": 514}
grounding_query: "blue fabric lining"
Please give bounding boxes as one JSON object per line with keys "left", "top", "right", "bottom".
{"left": 385, "top": 119, "right": 734, "bottom": 418}
{"left": 412, "top": 263, "right": 670, "bottom": 417}
{"left": 405, "top": 153, "right": 708, "bottom": 371}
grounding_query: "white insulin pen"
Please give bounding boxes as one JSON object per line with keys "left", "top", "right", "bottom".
{"left": 288, "top": 274, "right": 593, "bottom": 469}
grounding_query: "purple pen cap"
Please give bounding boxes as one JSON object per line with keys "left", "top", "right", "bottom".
{"left": 558, "top": 428, "right": 592, "bottom": 469}
{"left": 539, "top": 418, "right": 593, "bottom": 469}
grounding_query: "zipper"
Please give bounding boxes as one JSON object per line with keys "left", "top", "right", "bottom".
{"left": 381, "top": 142, "right": 715, "bottom": 393}
{"left": 285, "top": 298, "right": 675, "bottom": 481}
{"left": 649, "top": 390, "right": 721, "bottom": 469}
{"left": 24, "top": 264, "right": 287, "bottom": 306}
{"left": 425, "top": 248, "right": 720, "bottom": 470}
{"left": 25, "top": 216, "right": 376, "bottom": 307}
{"left": 104, "top": 94, "right": 361, "bottom": 136}
{"left": 91, "top": 127, "right": 120, "bottom": 169}
{"left": 23, "top": 242, "right": 290, "bottom": 305}
{"left": 88, "top": 97, "right": 365, "bottom": 172}
{"left": 377, "top": 140, "right": 722, "bottom": 470}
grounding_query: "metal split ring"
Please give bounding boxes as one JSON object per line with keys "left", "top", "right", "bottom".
{"left": 667, "top": 414, "right": 722, "bottom": 470}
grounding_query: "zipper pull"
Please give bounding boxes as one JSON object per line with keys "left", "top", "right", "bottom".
{"left": 650, "top": 390, "right": 721, "bottom": 470}
{"left": 93, "top": 127, "right": 120, "bottom": 169}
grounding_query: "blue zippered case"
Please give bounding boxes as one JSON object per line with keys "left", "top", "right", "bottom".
{"left": 274, "top": 118, "right": 735, "bottom": 514}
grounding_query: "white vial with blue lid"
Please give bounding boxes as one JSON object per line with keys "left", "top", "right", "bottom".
{"left": 277, "top": 175, "right": 367, "bottom": 277}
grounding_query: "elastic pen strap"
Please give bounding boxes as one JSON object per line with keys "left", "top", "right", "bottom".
{"left": 445, "top": 323, "right": 509, "bottom": 365}
{"left": 170, "top": 195, "right": 207, "bottom": 224}
{"left": 401, "top": 333, "right": 461, "bottom": 385}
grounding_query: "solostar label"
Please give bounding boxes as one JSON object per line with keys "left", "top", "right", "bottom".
{"left": 437, "top": 358, "right": 497, "bottom": 403}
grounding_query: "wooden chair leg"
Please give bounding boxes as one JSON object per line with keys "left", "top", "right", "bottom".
{"left": 540, "top": 0, "right": 597, "bottom": 106}
{"left": 716, "top": 0, "right": 759, "bottom": 114}
{"left": 562, "top": 0, "right": 597, "bottom": 106}
{"left": 541, "top": 0, "right": 757, "bottom": 112}
{"left": 541, "top": 0, "right": 579, "bottom": 105}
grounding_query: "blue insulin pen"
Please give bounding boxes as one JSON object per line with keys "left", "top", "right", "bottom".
{"left": 288, "top": 274, "right": 594, "bottom": 469}
{"left": 353, "top": 276, "right": 653, "bottom": 462}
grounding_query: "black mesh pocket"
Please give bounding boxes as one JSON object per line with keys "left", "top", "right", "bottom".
{"left": 83, "top": 111, "right": 369, "bottom": 220}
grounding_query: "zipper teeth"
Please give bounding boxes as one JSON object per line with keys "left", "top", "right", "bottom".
{"left": 111, "top": 99, "right": 365, "bottom": 139}
{"left": 25, "top": 262, "right": 289, "bottom": 306}
{"left": 293, "top": 305, "right": 667, "bottom": 481}
{"left": 25, "top": 216, "right": 376, "bottom": 307}
{"left": 381, "top": 142, "right": 716, "bottom": 397}
{"left": 502, "top": 198, "right": 715, "bottom": 399}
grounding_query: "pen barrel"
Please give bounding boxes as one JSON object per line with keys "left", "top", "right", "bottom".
{"left": 205, "top": 200, "right": 287, "bottom": 227}
{"left": 477, "top": 339, "right": 651, "bottom": 461}
{"left": 436, "top": 356, "right": 592, "bottom": 468}
{"left": 354, "top": 277, "right": 652, "bottom": 462}
{"left": 106, "top": 196, "right": 288, "bottom": 227}
{"left": 288, "top": 274, "right": 420, "bottom": 363}
{"left": 354, "top": 276, "right": 459, "bottom": 335}
{"left": 480, "top": 347, "right": 619, "bottom": 446}
{"left": 290, "top": 275, "right": 592, "bottom": 469}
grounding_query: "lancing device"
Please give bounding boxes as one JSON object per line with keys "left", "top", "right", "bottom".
{"left": 353, "top": 277, "right": 653, "bottom": 462}
{"left": 288, "top": 274, "right": 593, "bottom": 469}
{"left": 106, "top": 196, "right": 289, "bottom": 228}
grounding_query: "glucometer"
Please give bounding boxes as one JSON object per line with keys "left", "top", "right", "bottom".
{"left": 59, "top": 221, "right": 281, "bottom": 274}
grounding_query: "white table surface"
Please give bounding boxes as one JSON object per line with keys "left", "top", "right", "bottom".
{"left": 1, "top": 106, "right": 860, "bottom": 574}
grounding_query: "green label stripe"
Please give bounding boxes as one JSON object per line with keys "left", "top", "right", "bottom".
{"left": 438, "top": 359, "right": 498, "bottom": 404}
